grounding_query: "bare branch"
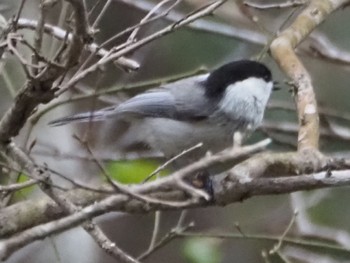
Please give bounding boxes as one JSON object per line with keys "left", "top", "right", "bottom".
{"left": 143, "top": 142, "right": 203, "bottom": 182}
{"left": 58, "top": 0, "right": 226, "bottom": 93}
{"left": 0, "top": 179, "right": 37, "bottom": 192}
{"left": 1, "top": 0, "right": 350, "bottom": 261}
{"left": 0, "top": 0, "right": 91, "bottom": 142}
{"left": 176, "top": 231, "right": 350, "bottom": 256}
{"left": 270, "top": 0, "right": 349, "bottom": 150}
{"left": 290, "top": 193, "right": 350, "bottom": 247}
{"left": 16, "top": 18, "right": 140, "bottom": 71}
{"left": 309, "top": 33, "right": 350, "bottom": 65}
{"left": 91, "top": 0, "right": 113, "bottom": 29}
{"left": 269, "top": 210, "right": 298, "bottom": 254}
{"left": 0, "top": 139, "right": 270, "bottom": 238}
{"left": 244, "top": 0, "right": 306, "bottom": 10}
{"left": 81, "top": 221, "right": 141, "bottom": 263}
{"left": 4, "top": 165, "right": 350, "bottom": 259}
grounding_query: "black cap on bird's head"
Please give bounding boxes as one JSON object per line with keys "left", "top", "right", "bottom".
{"left": 204, "top": 60, "right": 272, "bottom": 97}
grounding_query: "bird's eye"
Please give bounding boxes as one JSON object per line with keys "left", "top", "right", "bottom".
{"left": 264, "top": 75, "right": 270, "bottom": 81}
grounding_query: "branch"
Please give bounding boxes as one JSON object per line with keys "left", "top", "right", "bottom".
{"left": 2, "top": 167, "right": 350, "bottom": 260}
{"left": 0, "top": 2, "right": 141, "bottom": 261}
{"left": 58, "top": 0, "right": 226, "bottom": 93}
{"left": 308, "top": 33, "right": 350, "bottom": 65}
{"left": 0, "top": 139, "right": 270, "bottom": 237}
{"left": 270, "top": 0, "right": 350, "bottom": 150}
{"left": 2, "top": 138, "right": 350, "bottom": 260}
{"left": 16, "top": 18, "right": 140, "bottom": 71}
{"left": 121, "top": 0, "right": 350, "bottom": 66}
{"left": 216, "top": 169, "right": 350, "bottom": 205}
{"left": 0, "top": 0, "right": 91, "bottom": 142}
{"left": 175, "top": 230, "right": 350, "bottom": 255}
{"left": 244, "top": 0, "right": 306, "bottom": 10}
{"left": 2, "top": 0, "right": 350, "bottom": 261}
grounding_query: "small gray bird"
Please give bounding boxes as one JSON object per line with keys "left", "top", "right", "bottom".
{"left": 50, "top": 60, "right": 274, "bottom": 165}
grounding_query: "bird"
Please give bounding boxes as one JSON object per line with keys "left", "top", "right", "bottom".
{"left": 49, "top": 60, "right": 275, "bottom": 168}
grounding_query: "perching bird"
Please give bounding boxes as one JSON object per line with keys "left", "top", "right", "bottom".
{"left": 50, "top": 60, "right": 274, "bottom": 166}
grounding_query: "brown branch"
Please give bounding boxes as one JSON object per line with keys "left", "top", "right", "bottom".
{"left": 0, "top": 139, "right": 269, "bottom": 237}
{"left": 0, "top": 2, "right": 90, "bottom": 142}
{"left": 1, "top": 138, "right": 350, "bottom": 259}
{"left": 216, "top": 168, "right": 350, "bottom": 205}
{"left": 270, "top": 0, "right": 350, "bottom": 150}
{"left": 1, "top": 132, "right": 142, "bottom": 263}
{"left": 3, "top": 166, "right": 350, "bottom": 260}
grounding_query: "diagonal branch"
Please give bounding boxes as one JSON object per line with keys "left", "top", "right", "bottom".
{"left": 58, "top": 0, "right": 226, "bottom": 93}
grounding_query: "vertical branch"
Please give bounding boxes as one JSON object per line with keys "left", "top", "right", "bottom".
{"left": 63, "top": 0, "right": 91, "bottom": 67}
{"left": 32, "top": 0, "right": 49, "bottom": 76}
{"left": 270, "top": 0, "right": 349, "bottom": 150}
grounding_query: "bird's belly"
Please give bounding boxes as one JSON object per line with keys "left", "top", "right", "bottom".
{"left": 137, "top": 118, "right": 235, "bottom": 158}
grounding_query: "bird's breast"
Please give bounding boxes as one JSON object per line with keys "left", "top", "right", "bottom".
{"left": 134, "top": 118, "right": 235, "bottom": 158}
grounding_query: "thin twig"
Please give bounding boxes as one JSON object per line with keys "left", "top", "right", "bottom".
{"left": 126, "top": 0, "right": 181, "bottom": 45}
{"left": 73, "top": 135, "right": 199, "bottom": 208}
{"left": 276, "top": 251, "right": 293, "bottom": 263}
{"left": 13, "top": 0, "right": 27, "bottom": 28}
{"left": 244, "top": 0, "right": 306, "bottom": 10}
{"left": 269, "top": 210, "right": 298, "bottom": 254}
{"left": 0, "top": 179, "right": 37, "bottom": 192}
{"left": 92, "top": 0, "right": 112, "bottom": 28}
{"left": 16, "top": 18, "right": 140, "bottom": 71}
{"left": 138, "top": 223, "right": 194, "bottom": 260}
{"left": 58, "top": 0, "right": 226, "bottom": 94}
{"left": 143, "top": 143, "right": 203, "bottom": 182}
{"left": 148, "top": 211, "right": 162, "bottom": 251}
{"left": 175, "top": 210, "right": 188, "bottom": 229}
{"left": 176, "top": 231, "right": 350, "bottom": 254}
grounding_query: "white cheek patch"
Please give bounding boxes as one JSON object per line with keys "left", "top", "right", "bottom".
{"left": 219, "top": 78, "right": 273, "bottom": 115}
{"left": 219, "top": 84, "right": 239, "bottom": 112}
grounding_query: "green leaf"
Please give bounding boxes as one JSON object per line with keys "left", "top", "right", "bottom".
{"left": 182, "top": 237, "right": 222, "bottom": 263}
{"left": 12, "top": 173, "right": 36, "bottom": 201}
{"left": 106, "top": 159, "right": 169, "bottom": 184}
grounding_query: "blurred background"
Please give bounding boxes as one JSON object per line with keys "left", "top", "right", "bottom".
{"left": 1, "top": 0, "right": 350, "bottom": 262}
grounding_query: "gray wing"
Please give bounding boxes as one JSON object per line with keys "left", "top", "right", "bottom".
{"left": 116, "top": 91, "right": 176, "bottom": 118}
{"left": 49, "top": 74, "right": 215, "bottom": 126}
{"left": 116, "top": 74, "right": 216, "bottom": 121}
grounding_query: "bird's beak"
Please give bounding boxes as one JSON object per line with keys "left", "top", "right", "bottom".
{"left": 272, "top": 81, "right": 281, "bottom": 91}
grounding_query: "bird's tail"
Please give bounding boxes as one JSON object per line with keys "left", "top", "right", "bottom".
{"left": 48, "top": 106, "right": 116, "bottom": 127}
